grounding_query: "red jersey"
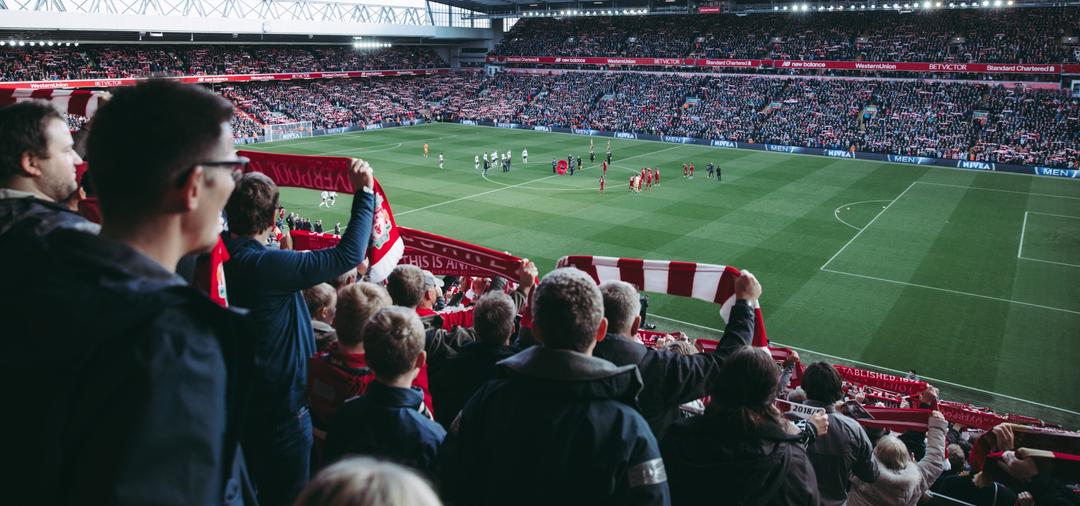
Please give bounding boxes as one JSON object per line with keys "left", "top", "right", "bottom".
{"left": 629, "top": 176, "right": 635, "bottom": 191}
{"left": 646, "top": 172, "right": 653, "bottom": 185}
{"left": 307, "top": 343, "right": 434, "bottom": 427}
{"left": 689, "top": 163, "right": 695, "bottom": 175}
{"left": 599, "top": 178, "right": 605, "bottom": 192}
{"left": 683, "top": 164, "right": 688, "bottom": 176}
{"left": 602, "top": 161, "right": 608, "bottom": 174}
{"left": 656, "top": 169, "right": 660, "bottom": 184}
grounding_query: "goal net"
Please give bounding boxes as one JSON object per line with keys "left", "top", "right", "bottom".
{"left": 265, "top": 121, "right": 314, "bottom": 142}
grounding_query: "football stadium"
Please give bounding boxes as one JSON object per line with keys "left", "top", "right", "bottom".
{"left": 1, "top": 0, "right": 1078, "bottom": 504}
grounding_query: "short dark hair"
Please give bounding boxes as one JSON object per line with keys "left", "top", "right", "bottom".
{"left": 0, "top": 100, "right": 64, "bottom": 182}
{"left": 473, "top": 291, "right": 516, "bottom": 345}
{"left": 87, "top": 79, "right": 233, "bottom": 223}
{"left": 364, "top": 307, "right": 425, "bottom": 379}
{"left": 385, "top": 265, "right": 425, "bottom": 308}
{"left": 225, "top": 172, "right": 278, "bottom": 236}
{"left": 801, "top": 362, "right": 844, "bottom": 404}
{"left": 532, "top": 268, "right": 603, "bottom": 352}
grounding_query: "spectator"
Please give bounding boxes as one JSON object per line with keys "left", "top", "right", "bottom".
{"left": 323, "top": 307, "right": 446, "bottom": 476}
{"left": 800, "top": 361, "right": 879, "bottom": 506}
{"left": 933, "top": 471, "right": 1018, "bottom": 506}
{"left": 592, "top": 276, "right": 758, "bottom": 439}
{"left": 2, "top": 79, "right": 254, "bottom": 505}
{"left": 222, "top": 162, "right": 374, "bottom": 506}
{"left": 848, "top": 410, "right": 949, "bottom": 506}
{"left": 307, "top": 281, "right": 434, "bottom": 429}
{"left": 413, "top": 269, "right": 444, "bottom": 319}
{"left": 386, "top": 264, "right": 477, "bottom": 371}
{"left": 0, "top": 100, "right": 95, "bottom": 242}
{"left": 295, "top": 457, "right": 442, "bottom": 506}
{"left": 429, "top": 291, "right": 521, "bottom": 429}
{"left": 661, "top": 346, "right": 825, "bottom": 505}
{"left": 439, "top": 267, "right": 670, "bottom": 505}
{"left": 305, "top": 282, "right": 339, "bottom": 352}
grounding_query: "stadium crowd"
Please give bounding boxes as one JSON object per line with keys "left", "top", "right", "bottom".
{"left": 3, "top": 79, "right": 1079, "bottom": 506}
{"left": 496, "top": 8, "right": 1080, "bottom": 63}
{"left": 0, "top": 45, "right": 444, "bottom": 81}
{"left": 225, "top": 72, "right": 1078, "bottom": 168}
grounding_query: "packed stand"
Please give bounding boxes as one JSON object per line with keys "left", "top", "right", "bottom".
{"left": 229, "top": 72, "right": 1076, "bottom": 167}
{"left": 0, "top": 45, "right": 445, "bottom": 81}
{"left": 497, "top": 8, "right": 1080, "bottom": 63}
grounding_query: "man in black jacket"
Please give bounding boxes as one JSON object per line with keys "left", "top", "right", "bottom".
{"left": 439, "top": 268, "right": 670, "bottom": 505}
{"left": 593, "top": 274, "right": 758, "bottom": 439}
{"left": 430, "top": 291, "right": 521, "bottom": 429}
{"left": 801, "top": 362, "right": 878, "bottom": 506}
{"left": 0, "top": 100, "right": 97, "bottom": 244}
{"left": 1, "top": 80, "right": 256, "bottom": 505}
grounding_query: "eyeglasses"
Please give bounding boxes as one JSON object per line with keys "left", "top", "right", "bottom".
{"left": 176, "top": 156, "right": 250, "bottom": 187}
{"left": 200, "top": 156, "right": 250, "bottom": 183}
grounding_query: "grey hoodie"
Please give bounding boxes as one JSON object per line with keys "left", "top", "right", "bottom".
{"left": 848, "top": 416, "right": 948, "bottom": 506}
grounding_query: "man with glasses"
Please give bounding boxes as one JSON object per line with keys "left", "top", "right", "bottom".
{"left": 2, "top": 80, "right": 257, "bottom": 505}
{"left": 223, "top": 160, "right": 374, "bottom": 506}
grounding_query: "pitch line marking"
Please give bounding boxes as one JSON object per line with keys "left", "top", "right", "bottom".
{"left": 820, "top": 267, "right": 1080, "bottom": 316}
{"left": 820, "top": 182, "right": 918, "bottom": 271}
{"left": 647, "top": 313, "right": 1080, "bottom": 416}
{"left": 833, "top": 199, "right": 893, "bottom": 231}
{"left": 1017, "top": 211, "right": 1080, "bottom": 268}
{"left": 1018, "top": 211, "right": 1029, "bottom": 259}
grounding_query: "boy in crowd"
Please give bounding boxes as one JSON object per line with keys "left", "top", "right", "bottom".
{"left": 323, "top": 307, "right": 445, "bottom": 476}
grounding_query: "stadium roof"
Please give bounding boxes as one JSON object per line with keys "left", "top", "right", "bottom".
{"left": 435, "top": 0, "right": 683, "bottom": 15}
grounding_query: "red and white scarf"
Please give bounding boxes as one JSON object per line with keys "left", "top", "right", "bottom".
{"left": 238, "top": 150, "right": 404, "bottom": 281}
{"left": 556, "top": 255, "right": 768, "bottom": 347}
{"left": 0, "top": 89, "right": 107, "bottom": 117}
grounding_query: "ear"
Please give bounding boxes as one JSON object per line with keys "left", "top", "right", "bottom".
{"left": 176, "top": 165, "right": 204, "bottom": 213}
{"left": 594, "top": 317, "right": 608, "bottom": 343}
{"left": 630, "top": 314, "right": 642, "bottom": 336}
{"left": 19, "top": 151, "right": 43, "bottom": 177}
{"left": 414, "top": 350, "right": 427, "bottom": 370}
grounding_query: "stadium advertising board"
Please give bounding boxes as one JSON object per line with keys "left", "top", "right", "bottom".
{"left": 486, "top": 55, "right": 1063, "bottom": 75}
{"left": 1035, "top": 167, "right": 1080, "bottom": 178}
{"left": 825, "top": 149, "right": 856, "bottom": 159}
{"left": 887, "top": 155, "right": 936, "bottom": 165}
{"left": 0, "top": 68, "right": 450, "bottom": 90}
{"left": 711, "top": 140, "right": 738, "bottom": 148}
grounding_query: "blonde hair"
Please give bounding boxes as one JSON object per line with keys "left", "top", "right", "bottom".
{"left": 875, "top": 435, "right": 913, "bottom": 471}
{"left": 294, "top": 457, "right": 442, "bottom": 506}
{"left": 334, "top": 282, "right": 392, "bottom": 347}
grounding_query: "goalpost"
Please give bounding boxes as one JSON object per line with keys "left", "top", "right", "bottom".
{"left": 264, "top": 121, "right": 314, "bottom": 142}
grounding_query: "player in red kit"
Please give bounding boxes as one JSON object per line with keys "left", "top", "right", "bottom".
{"left": 683, "top": 163, "right": 688, "bottom": 178}
{"left": 629, "top": 176, "right": 634, "bottom": 192}
{"left": 635, "top": 175, "right": 643, "bottom": 193}
{"left": 655, "top": 168, "right": 660, "bottom": 186}
{"left": 645, "top": 170, "right": 653, "bottom": 189}
{"left": 599, "top": 176, "right": 605, "bottom": 193}
{"left": 689, "top": 162, "right": 695, "bottom": 179}
{"left": 602, "top": 160, "right": 608, "bottom": 176}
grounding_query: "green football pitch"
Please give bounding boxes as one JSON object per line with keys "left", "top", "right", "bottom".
{"left": 242, "top": 122, "right": 1080, "bottom": 426}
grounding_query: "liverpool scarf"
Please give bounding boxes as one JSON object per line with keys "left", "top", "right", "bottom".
{"left": 0, "top": 88, "right": 107, "bottom": 118}
{"left": 238, "top": 150, "right": 404, "bottom": 281}
{"left": 556, "top": 255, "right": 768, "bottom": 347}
